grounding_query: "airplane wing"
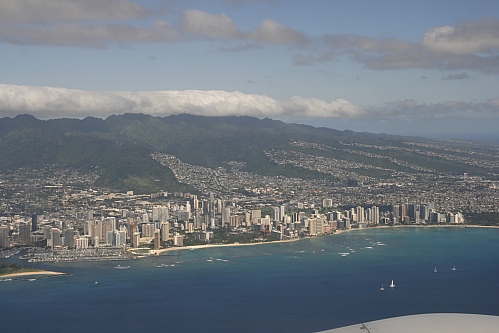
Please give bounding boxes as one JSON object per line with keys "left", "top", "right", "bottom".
{"left": 317, "top": 313, "right": 499, "bottom": 333}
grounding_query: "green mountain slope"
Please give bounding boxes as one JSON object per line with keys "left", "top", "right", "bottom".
{"left": 0, "top": 113, "right": 497, "bottom": 194}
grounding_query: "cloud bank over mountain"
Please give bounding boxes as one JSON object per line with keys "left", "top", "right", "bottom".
{"left": 0, "top": 84, "right": 362, "bottom": 119}
{"left": 0, "top": 84, "right": 497, "bottom": 121}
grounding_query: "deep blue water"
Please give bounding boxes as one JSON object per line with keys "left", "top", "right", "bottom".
{"left": 1, "top": 227, "right": 499, "bottom": 333}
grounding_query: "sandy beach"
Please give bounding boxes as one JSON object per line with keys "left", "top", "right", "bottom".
{"left": 147, "top": 237, "right": 305, "bottom": 255}
{"left": 135, "top": 223, "right": 498, "bottom": 256}
{"left": 0, "top": 270, "right": 66, "bottom": 279}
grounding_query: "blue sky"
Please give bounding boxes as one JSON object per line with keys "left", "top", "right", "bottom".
{"left": 0, "top": 0, "right": 498, "bottom": 140}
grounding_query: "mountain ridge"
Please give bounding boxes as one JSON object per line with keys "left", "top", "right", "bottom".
{"left": 1, "top": 113, "right": 497, "bottom": 193}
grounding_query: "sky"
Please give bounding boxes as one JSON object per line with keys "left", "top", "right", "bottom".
{"left": 0, "top": 0, "right": 499, "bottom": 141}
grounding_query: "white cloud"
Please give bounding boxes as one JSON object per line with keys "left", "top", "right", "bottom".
{"left": 421, "top": 19, "right": 499, "bottom": 55}
{"left": 180, "top": 10, "right": 240, "bottom": 39}
{"left": 0, "top": 84, "right": 363, "bottom": 119}
{"left": 1, "top": 84, "right": 497, "bottom": 121}
{"left": 0, "top": 0, "right": 152, "bottom": 23}
{"left": 0, "top": 20, "right": 178, "bottom": 47}
{"left": 0, "top": 6, "right": 304, "bottom": 47}
{"left": 248, "top": 19, "right": 306, "bottom": 44}
{"left": 284, "top": 96, "right": 365, "bottom": 118}
{"left": 303, "top": 18, "right": 499, "bottom": 74}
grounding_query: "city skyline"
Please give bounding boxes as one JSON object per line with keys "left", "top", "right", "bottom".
{"left": 1, "top": 0, "right": 499, "bottom": 140}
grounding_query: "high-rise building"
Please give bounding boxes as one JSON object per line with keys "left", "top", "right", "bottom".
{"left": 102, "top": 219, "right": 113, "bottom": 241}
{"left": 222, "top": 207, "right": 231, "bottom": 226}
{"left": 132, "top": 232, "right": 140, "bottom": 248}
{"left": 309, "top": 218, "right": 324, "bottom": 235}
{"left": 51, "top": 228, "right": 62, "bottom": 248}
{"left": 279, "top": 205, "right": 285, "bottom": 222}
{"left": 401, "top": 204, "right": 407, "bottom": 220}
{"left": 356, "top": 206, "right": 365, "bottom": 223}
{"left": 217, "top": 199, "right": 222, "bottom": 213}
{"left": 141, "top": 223, "right": 155, "bottom": 237}
{"left": 128, "top": 222, "right": 137, "bottom": 242}
{"left": 118, "top": 231, "right": 126, "bottom": 246}
{"left": 193, "top": 195, "right": 199, "bottom": 211}
{"left": 173, "top": 234, "right": 183, "bottom": 246}
{"left": 83, "top": 221, "right": 92, "bottom": 237}
{"left": 408, "top": 204, "right": 418, "bottom": 220}
{"left": 152, "top": 206, "right": 168, "bottom": 222}
{"left": 19, "top": 223, "right": 31, "bottom": 245}
{"left": 272, "top": 207, "right": 280, "bottom": 222}
{"left": 251, "top": 210, "right": 261, "bottom": 224}
{"left": 76, "top": 237, "right": 89, "bottom": 249}
{"left": 371, "top": 206, "right": 380, "bottom": 225}
{"left": 194, "top": 210, "right": 201, "bottom": 228}
{"left": 154, "top": 229, "right": 161, "bottom": 250}
{"left": 429, "top": 211, "right": 440, "bottom": 223}
{"left": 161, "top": 222, "right": 170, "bottom": 241}
{"left": 230, "top": 216, "right": 239, "bottom": 227}
{"left": 420, "top": 204, "right": 429, "bottom": 221}
{"left": 64, "top": 228, "right": 75, "bottom": 249}
{"left": 392, "top": 205, "right": 400, "bottom": 221}
{"left": 106, "top": 230, "right": 126, "bottom": 247}
{"left": 93, "top": 220, "right": 102, "bottom": 241}
{"left": 332, "top": 211, "right": 342, "bottom": 221}
{"left": 245, "top": 211, "right": 251, "bottom": 226}
{"left": 0, "top": 226, "right": 9, "bottom": 248}
{"left": 31, "top": 214, "right": 38, "bottom": 232}
{"left": 104, "top": 217, "right": 117, "bottom": 230}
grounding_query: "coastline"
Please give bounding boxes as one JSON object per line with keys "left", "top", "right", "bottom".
{"left": 147, "top": 237, "right": 304, "bottom": 255}
{"left": 0, "top": 270, "right": 66, "bottom": 279}
{"left": 141, "top": 223, "right": 499, "bottom": 256}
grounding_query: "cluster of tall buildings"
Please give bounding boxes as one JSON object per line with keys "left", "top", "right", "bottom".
{"left": 0, "top": 190, "right": 464, "bottom": 252}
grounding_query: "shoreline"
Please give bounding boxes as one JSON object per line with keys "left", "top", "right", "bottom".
{"left": 147, "top": 237, "right": 304, "bottom": 255}
{"left": 0, "top": 270, "right": 66, "bottom": 279}
{"left": 140, "top": 223, "right": 499, "bottom": 256}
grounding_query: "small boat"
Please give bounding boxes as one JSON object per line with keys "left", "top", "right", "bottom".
{"left": 380, "top": 284, "right": 385, "bottom": 291}
{"left": 114, "top": 265, "right": 130, "bottom": 269}
{"left": 434, "top": 267, "right": 438, "bottom": 273}
{"left": 94, "top": 281, "right": 98, "bottom": 285}
{"left": 452, "top": 265, "right": 456, "bottom": 271}
{"left": 390, "top": 280, "right": 395, "bottom": 288}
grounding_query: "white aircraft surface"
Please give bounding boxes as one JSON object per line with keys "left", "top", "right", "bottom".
{"left": 317, "top": 313, "right": 499, "bottom": 333}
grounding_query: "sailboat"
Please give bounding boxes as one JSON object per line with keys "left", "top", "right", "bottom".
{"left": 380, "top": 284, "right": 385, "bottom": 291}
{"left": 452, "top": 265, "right": 456, "bottom": 271}
{"left": 390, "top": 280, "right": 395, "bottom": 288}
{"left": 434, "top": 267, "right": 438, "bottom": 273}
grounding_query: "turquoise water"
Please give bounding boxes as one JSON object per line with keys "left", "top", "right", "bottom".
{"left": 1, "top": 227, "right": 499, "bottom": 332}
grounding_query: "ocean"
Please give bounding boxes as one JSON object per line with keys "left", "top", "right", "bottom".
{"left": 1, "top": 227, "right": 499, "bottom": 333}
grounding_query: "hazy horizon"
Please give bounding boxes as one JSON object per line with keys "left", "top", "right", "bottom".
{"left": 3, "top": 111, "right": 499, "bottom": 144}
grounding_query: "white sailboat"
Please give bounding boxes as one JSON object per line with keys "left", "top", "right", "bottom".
{"left": 452, "top": 265, "right": 456, "bottom": 271}
{"left": 390, "top": 280, "right": 395, "bottom": 288}
{"left": 380, "top": 284, "right": 385, "bottom": 291}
